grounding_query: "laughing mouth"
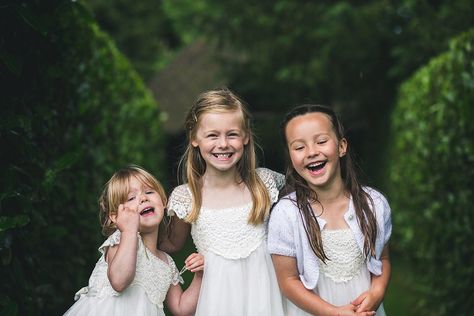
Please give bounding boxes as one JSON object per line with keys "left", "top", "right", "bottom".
{"left": 212, "top": 153, "right": 233, "bottom": 159}
{"left": 139, "top": 207, "right": 155, "bottom": 216}
{"left": 307, "top": 161, "right": 326, "bottom": 172}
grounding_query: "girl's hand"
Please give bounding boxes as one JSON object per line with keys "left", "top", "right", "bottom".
{"left": 330, "top": 304, "right": 376, "bottom": 316}
{"left": 184, "top": 253, "right": 204, "bottom": 273}
{"left": 351, "top": 290, "right": 382, "bottom": 313}
{"left": 114, "top": 204, "right": 140, "bottom": 234}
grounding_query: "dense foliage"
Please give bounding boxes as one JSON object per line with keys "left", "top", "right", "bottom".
{"left": 0, "top": 1, "right": 165, "bottom": 314}
{"left": 162, "top": 0, "right": 474, "bottom": 184}
{"left": 389, "top": 29, "right": 474, "bottom": 315}
{"left": 84, "top": 0, "right": 182, "bottom": 80}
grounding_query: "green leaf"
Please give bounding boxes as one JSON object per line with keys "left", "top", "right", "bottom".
{"left": 0, "top": 215, "right": 30, "bottom": 232}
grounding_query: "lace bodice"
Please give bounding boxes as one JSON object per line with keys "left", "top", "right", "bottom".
{"left": 74, "top": 231, "right": 183, "bottom": 308}
{"left": 168, "top": 168, "right": 284, "bottom": 259}
{"left": 317, "top": 229, "right": 365, "bottom": 283}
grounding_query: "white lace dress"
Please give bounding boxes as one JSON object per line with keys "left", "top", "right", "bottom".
{"left": 284, "top": 229, "right": 386, "bottom": 316}
{"left": 168, "top": 168, "right": 285, "bottom": 316}
{"left": 63, "top": 230, "right": 183, "bottom": 316}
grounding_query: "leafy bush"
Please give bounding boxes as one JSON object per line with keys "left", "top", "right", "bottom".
{"left": 389, "top": 29, "right": 474, "bottom": 315}
{"left": 0, "top": 1, "right": 165, "bottom": 314}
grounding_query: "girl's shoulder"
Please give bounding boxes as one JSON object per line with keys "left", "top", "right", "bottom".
{"left": 362, "top": 186, "right": 391, "bottom": 216}
{"left": 256, "top": 167, "right": 285, "bottom": 202}
{"left": 270, "top": 192, "right": 299, "bottom": 220}
{"left": 98, "top": 230, "right": 121, "bottom": 255}
{"left": 167, "top": 184, "right": 192, "bottom": 218}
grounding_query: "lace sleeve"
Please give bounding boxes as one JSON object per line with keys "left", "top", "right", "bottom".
{"left": 166, "top": 254, "right": 184, "bottom": 285}
{"left": 98, "top": 230, "right": 121, "bottom": 255}
{"left": 256, "top": 168, "right": 285, "bottom": 203}
{"left": 167, "top": 185, "right": 192, "bottom": 219}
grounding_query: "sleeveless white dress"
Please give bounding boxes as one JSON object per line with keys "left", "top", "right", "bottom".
{"left": 168, "top": 168, "right": 285, "bottom": 316}
{"left": 63, "top": 230, "right": 183, "bottom": 316}
{"left": 284, "top": 229, "right": 386, "bottom": 316}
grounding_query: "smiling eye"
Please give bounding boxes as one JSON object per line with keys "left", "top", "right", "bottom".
{"left": 127, "top": 196, "right": 136, "bottom": 201}
{"left": 317, "top": 140, "right": 328, "bottom": 145}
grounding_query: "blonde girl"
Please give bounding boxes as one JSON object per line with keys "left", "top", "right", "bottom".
{"left": 64, "top": 165, "right": 204, "bottom": 316}
{"left": 162, "top": 88, "right": 285, "bottom": 316}
{"left": 268, "top": 105, "right": 391, "bottom": 316}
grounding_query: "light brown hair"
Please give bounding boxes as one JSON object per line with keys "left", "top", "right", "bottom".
{"left": 180, "top": 88, "right": 270, "bottom": 224}
{"left": 99, "top": 165, "right": 167, "bottom": 236}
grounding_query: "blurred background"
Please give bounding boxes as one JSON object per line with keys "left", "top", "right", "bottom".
{"left": 1, "top": 0, "right": 473, "bottom": 315}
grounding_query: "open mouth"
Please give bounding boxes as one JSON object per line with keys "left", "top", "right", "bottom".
{"left": 307, "top": 161, "right": 326, "bottom": 172}
{"left": 212, "top": 153, "right": 233, "bottom": 159}
{"left": 139, "top": 207, "right": 155, "bottom": 216}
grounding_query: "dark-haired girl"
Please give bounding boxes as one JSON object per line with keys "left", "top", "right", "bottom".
{"left": 268, "top": 105, "right": 391, "bottom": 316}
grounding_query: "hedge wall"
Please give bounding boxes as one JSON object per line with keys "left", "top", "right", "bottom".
{"left": 0, "top": 1, "right": 165, "bottom": 315}
{"left": 389, "top": 29, "right": 474, "bottom": 315}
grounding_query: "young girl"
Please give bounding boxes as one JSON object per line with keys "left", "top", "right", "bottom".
{"left": 64, "top": 165, "right": 204, "bottom": 316}
{"left": 161, "top": 88, "right": 286, "bottom": 315}
{"left": 268, "top": 105, "right": 391, "bottom": 316}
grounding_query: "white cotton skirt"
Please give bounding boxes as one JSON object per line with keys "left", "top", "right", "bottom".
{"left": 284, "top": 266, "right": 386, "bottom": 316}
{"left": 195, "top": 242, "right": 285, "bottom": 316}
{"left": 63, "top": 285, "right": 166, "bottom": 316}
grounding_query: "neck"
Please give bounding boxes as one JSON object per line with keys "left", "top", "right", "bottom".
{"left": 140, "top": 229, "right": 159, "bottom": 251}
{"left": 203, "top": 168, "right": 241, "bottom": 188}
{"left": 311, "top": 177, "right": 347, "bottom": 204}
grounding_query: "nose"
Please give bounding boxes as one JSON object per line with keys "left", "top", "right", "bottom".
{"left": 138, "top": 192, "right": 148, "bottom": 204}
{"left": 217, "top": 136, "right": 228, "bottom": 148}
{"left": 307, "top": 144, "right": 319, "bottom": 157}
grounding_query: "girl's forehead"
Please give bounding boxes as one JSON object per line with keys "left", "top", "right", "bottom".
{"left": 197, "top": 110, "right": 245, "bottom": 128}
{"left": 127, "top": 175, "right": 153, "bottom": 190}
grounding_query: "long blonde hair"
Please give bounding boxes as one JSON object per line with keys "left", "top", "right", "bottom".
{"left": 180, "top": 88, "right": 270, "bottom": 224}
{"left": 99, "top": 165, "right": 167, "bottom": 236}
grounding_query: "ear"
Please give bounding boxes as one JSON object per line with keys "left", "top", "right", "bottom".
{"left": 191, "top": 139, "right": 199, "bottom": 148}
{"left": 243, "top": 132, "right": 250, "bottom": 145}
{"left": 339, "top": 138, "right": 348, "bottom": 157}
{"left": 109, "top": 213, "right": 117, "bottom": 224}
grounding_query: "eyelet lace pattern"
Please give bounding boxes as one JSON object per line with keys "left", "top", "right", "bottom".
{"left": 74, "top": 230, "right": 183, "bottom": 308}
{"left": 317, "top": 229, "right": 366, "bottom": 283}
{"left": 168, "top": 168, "right": 284, "bottom": 259}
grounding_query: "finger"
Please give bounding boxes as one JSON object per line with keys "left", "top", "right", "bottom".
{"left": 185, "top": 253, "right": 197, "bottom": 262}
{"left": 351, "top": 295, "right": 364, "bottom": 306}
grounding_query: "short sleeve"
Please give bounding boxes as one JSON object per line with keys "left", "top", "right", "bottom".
{"left": 166, "top": 254, "right": 184, "bottom": 285}
{"left": 267, "top": 199, "right": 297, "bottom": 257}
{"left": 167, "top": 185, "right": 192, "bottom": 219}
{"left": 256, "top": 168, "right": 285, "bottom": 203}
{"left": 98, "top": 230, "right": 121, "bottom": 255}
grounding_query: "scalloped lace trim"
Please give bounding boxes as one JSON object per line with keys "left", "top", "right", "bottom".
{"left": 192, "top": 203, "right": 266, "bottom": 259}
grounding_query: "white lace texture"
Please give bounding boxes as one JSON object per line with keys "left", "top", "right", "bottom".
{"left": 168, "top": 168, "right": 283, "bottom": 219}
{"left": 167, "top": 168, "right": 283, "bottom": 259}
{"left": 317, "top": 229, "right": 365, "bottom": 283}
{"left": 75, "top": 231, "right": 183, "bottom": 308}
{"left": 192, "top": 203, "right": 266, "bottom": 259}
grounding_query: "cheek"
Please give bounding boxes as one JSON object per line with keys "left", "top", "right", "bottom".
{"left": 289, "top": 152, "right": 302, "bottom": 168}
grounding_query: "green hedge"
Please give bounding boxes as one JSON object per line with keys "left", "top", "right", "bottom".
{"left": 0, "top": 1, "right": 165, "bottom": 314}
{"left": 389, "top": 29, "right": 474, "bottom": 315}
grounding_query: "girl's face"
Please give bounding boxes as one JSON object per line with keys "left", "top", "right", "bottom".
{"left": 285, "top": 112, "right": 347, "bottom": 192}
{"left": 123, "top": 176, "right": 165, "bottom": 233}
{"left": 191, "top": 110, "right": 249, "bottom": 175}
